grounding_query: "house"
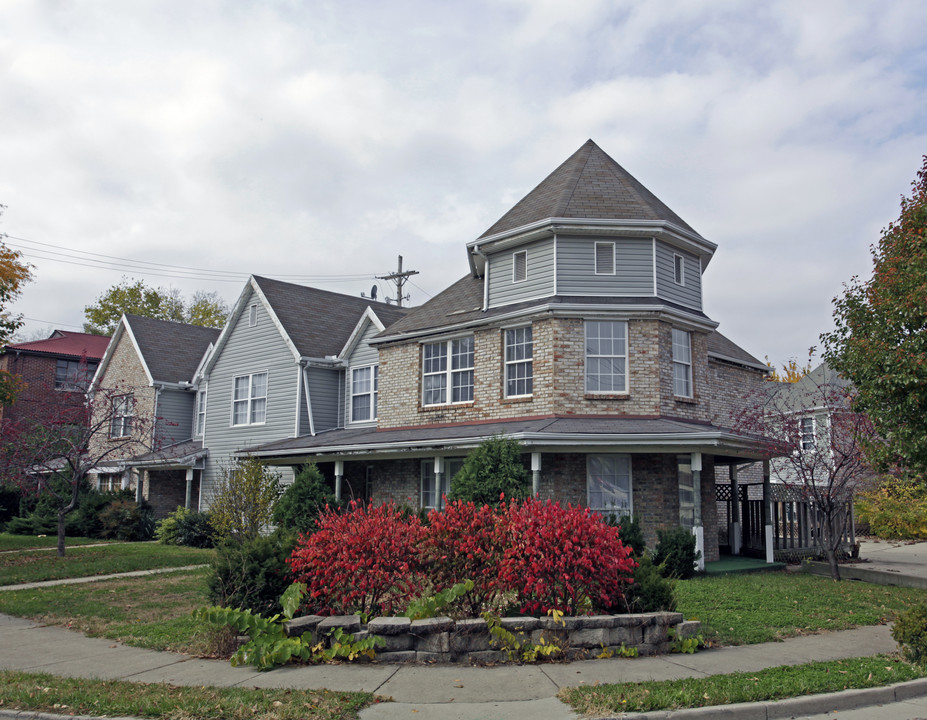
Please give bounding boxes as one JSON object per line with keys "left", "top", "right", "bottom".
{"left": 194, "top": 275, "right": 408, "bottom": 506}
{"left": 89, "top": 314, "right": 220, "bottom": 517}
{"left": 246, "top": 140, "right": 774, "bottom": 564}
{"left": 0, "top": 330, "right": 110, "bottom": 425}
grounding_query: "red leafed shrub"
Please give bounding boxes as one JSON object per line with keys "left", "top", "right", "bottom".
{"left": 424, "top": 499, "right": 506, "bottom": 615}
{"left": 288, "top": 502, "right": 426, "bottom": 616}
{"left": 498, "top": 498, "right": 637, "bottom": 616}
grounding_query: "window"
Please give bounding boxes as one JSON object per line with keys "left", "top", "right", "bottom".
{"left": 672, "top": 329, "right": 692, "bottom": 397}
{"left": 800, "top": 416, "right": 816, "bottom": 450}
{"left": 195, "top": 389, "right": 207, "bottom": 437}
{"left": 513, "top": 250, "right": 527, "bottom": 283}
{"left": 678, "top": 455, "right": 695, "bottom": 528}
{"left": 585, "top": 321, "right": 628, "bottom": 393}
{"left": 595, "top": 242, "right": 615, "bottom": 275}
{"left": 504, "top": 326, "right": 533, "bottom": 397}
{"left": 110, "top": 394, "right": 134, "bottom": 438}
{"left": 674, "top": 254, "right": 685, "bottom": 285}
{"left": 232, "top": 372, "right": 267, "bottom": 425}
{"left": 420, "top": 457, "right": 465, "bottom": 511}
{"left": 351, "top": 365, "right": 378, "bottom": 422}
{"left": 422, "top": 337, "right": 474, "bottom": 406}
{"left": 55, "top": 359, "right": 97, "bottom": 391}
{"left": 587, "top": 455, "right": 632, "bottom": 515}
{"left": 98, "top": 473, "right": 121, "bottom": 492}
{"left": 248, "top": 304, "right": 258, "bottom": 327}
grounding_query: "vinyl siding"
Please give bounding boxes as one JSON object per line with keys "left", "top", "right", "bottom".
{"left": 155, "top": 388, "right": 195, "bottom": 446}
{"left": 201, "top": 291, "right": 297, "bottom": 498}
{"left": 344, "top": 321, "right": 382, "bottom": 427}
{"left": 487, "top": 237, "right": 555, "bottom": 308}
{"left": 556, "top": 235, "right": 654, "bottom": 296}
{"left": 654, "top": 241, "right": 702, "bottom": 310}
{"left": 307, "top": 366, "right": 342, "bottom": 432}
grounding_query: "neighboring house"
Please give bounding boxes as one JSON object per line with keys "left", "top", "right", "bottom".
{"left": 194, "top": 275, "right": 408, "bottom": 506}
{"left": 89, "top": 314, "right": 220, "bottom": 517}
{"left": 247, "top": 140, "right": 774, "bottom": 564}
{"left": 0, "top": 330, "right": 110, "bottom": 425}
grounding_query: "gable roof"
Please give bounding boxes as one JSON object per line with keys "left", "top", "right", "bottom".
{"left": 4, "top": 330, "right": 110, "bottom": 361}
{"left": 124, "top": 315, "right": 221, "bottom": 384}
{"left": 478, "top": 140, "right": 701, "bottom": 240}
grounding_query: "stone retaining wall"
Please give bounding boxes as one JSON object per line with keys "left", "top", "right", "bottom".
{"left": 283, "top": 612, "right": 701, "bottom": 663}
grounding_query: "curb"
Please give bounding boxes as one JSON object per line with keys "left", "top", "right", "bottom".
{"left": 603, "top": 676, "right": 927, "bottom": 718}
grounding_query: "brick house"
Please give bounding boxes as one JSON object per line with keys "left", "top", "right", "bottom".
{"left": 247, "top": 140, "right": 773, "bottom": 564}
{"left": 0, "top": 330, "right": 110, "bottom": 425}
{"left": 89, "top": 314, "right": 219, "bottom": 517}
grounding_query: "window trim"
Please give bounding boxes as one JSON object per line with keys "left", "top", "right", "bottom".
{"left": 586, "top": 454, "right": 633, "bottom": 516}
{"left": 512, "top": 250, "right": 528, "bottom": 283}
{"left": 248, "top": 304, "right": 258, "bottom": 327}
{"left": 584, "top": 320, "right": 629, "bottom": 394}
{"left": 231, "top": 371, "right": 268, "bottom": 426}
{"left": 350, "top": 364, "right": 378, "bottom": 423}
{"left": 194, "top": 387, "right": 207, "bottom": 437}
{"left": 594, "top": 242, "right": 616, "bottom": 275}
{"left": 504, "top": 325, "right": 533, "bottom": 398}
{"left": 421, "top": 336, "right": 475, "bottom": 407}
{"left": 109, "top": 394, "right": 134, "bottom": 439}
{"left": 674, "top": 254, "right": 685, "bottom": 286}
{"left": 672, "top": 329, "right": 693, "bottom": 398}
{"left": 799, "top": 416, "right": 816, "bottom": 451}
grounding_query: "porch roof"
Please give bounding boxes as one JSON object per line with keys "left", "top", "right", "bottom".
{"left": 244, "top": 415, "right": 770, "bottom": 463}
{"left": 128, "top": 439, "right": 207, "bottom": 469}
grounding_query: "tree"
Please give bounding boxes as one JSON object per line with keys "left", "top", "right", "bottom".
{"left": 0, "top": 208, "right": 35, "bottom": 407}
{"left": 448, "top": 436, "right": 531, "bottom": 506}
{"left": 207, "top": 456, "right": 281, "bottom": 542}
{"left": 738, "top": 371, "right": 875, "bottom": 580}
{"left": 764, "top": 351, "right": 814, "bottom": 383}
{"left": 822, "top": 156, "right": 927, "bottom": 478}
{"left": 83, "top": 278, "right": 229, "bottom": 335}
{"left": 272, "top": 463, "right": 339, "bottom": 534}
{"left": 0, "top": 373, "right": 156, "bottom": 556}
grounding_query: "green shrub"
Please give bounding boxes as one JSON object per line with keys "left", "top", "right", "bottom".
{"left": 611, "top": 514, "right": 646, "bottom": 557}
{"left": 448, "top": 436, "right": 530, "bottom": 507}
{"left": 892, "top": 603, "right": 927, "bottom": 665}
{"left": 857, "top": 477, "right": 927, "bottom": 540}
{"left": 621, "top": 553, "right": 677, "bottom": 612}
{"left": 271, "top": 464, "right": 338, "bottom": 534}
{"left": 208, "top": 531, "right": 297, "bottom": 616}
{"left": 156, "top": 507, "right": 215, "bottom": 548}
{"left": 208, "top": 457, "right": 281, "bottom": 542}
{"left": 653, "top": 527, "right": 701, "bottom": 580}
{"left": 98, "top": 498, "right": 154, "bottom": 541}
{"left": 0, "top": 483, "right": 20, "bottom": 530}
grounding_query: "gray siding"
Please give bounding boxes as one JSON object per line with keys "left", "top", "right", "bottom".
{"left": 155, "top": 388, "right": 194, "bottom": 446}
{"left": 654, "top": 242, "right": 702, "bottom": 311}
{"left": 556, "top": 235, "right": 654, "bottom": 296}
{"left": 344, "top": 321, "right": 382, "bottom": 427}
{"left": 201, "top": 291, "right": 297, "bottom": 500}
{"left": 487, "top": 237, "right": 555, "bottom": 308}
{"left": 307, "top": 366, "right": 342, "bottom": 432}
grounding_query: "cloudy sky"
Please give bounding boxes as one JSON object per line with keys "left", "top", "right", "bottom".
{"left": 2, "top": 1, "right": 925, "bottom": 367}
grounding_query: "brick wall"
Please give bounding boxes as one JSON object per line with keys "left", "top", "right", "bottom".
{"left": 0, "top": 353, "right": 87, "bottom": 424}
{"left": 142, "top": 469, "right": 198, "bottom": 519}
{"left": 708, "top": 360, "right": 767, "bottom": 429}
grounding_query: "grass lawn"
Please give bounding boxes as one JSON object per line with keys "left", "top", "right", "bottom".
{"left": 0, "top": 568, "right": 213, "bottom": 654}
{"left": 560, "top": 655, "right": 926, "bottom": 715}
{"left": 0, "top": 533, "right": 113, "bottom": 552}
{"left": 675, "top": 570, "right": 923, "bottom": 645}
{"left": 0, "top": 670, "right": 376, "bottom": 720}
{"left": 0, "top": 541, "right": 213, "bottom": 585}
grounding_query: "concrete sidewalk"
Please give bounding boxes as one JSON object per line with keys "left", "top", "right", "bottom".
{"left": 0, "top": 613, "right": 909, "bottom": 719}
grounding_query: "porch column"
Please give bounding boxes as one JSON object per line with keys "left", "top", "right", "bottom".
{"left": 531, "top": 452, "right": 541, "bottom": 497}
{"left": 433, "top": 456, "right": 445, "bottom": 510}
{"left": 334, "top": 460, "right": 344, "bottom": 502}
{"left": 691, "top": 452, "right": 705, "bottom": 572}
{"left": 184, "top": 469, "right": 194, "bottom": 510}
{"left": 729, "top": 465, "right": 742, "bottom": 555}
{"left": 132, "top": 469, "right": 142, "bottom": 503}
{"left": 763, "top": 459, "right": 774, "bottom": 563}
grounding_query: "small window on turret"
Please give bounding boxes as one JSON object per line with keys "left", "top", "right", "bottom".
{"left": 513, "top": 250, "right": 527, "bottom": 283}
{"left": 595, "top": 242, "right": 615, "bottom": 275}
{"left": 674, "top": 254, "right": 685, "bottom": 285}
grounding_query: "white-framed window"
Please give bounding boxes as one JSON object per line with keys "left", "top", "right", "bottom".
{"left": 98, "top": 473, "right": 122, "bottom": 492}
{"left": 55, "top": 359, "right": 97, "bottom": 391}
{"left": 110, "top": 394, "right": 134, "bottom": 438}
{"left": 232, "top": 372, "right": 267, "bottom": 425}
{"left": 420, "top": 457, "right": 465, "bottom": 511}
{"left": 585, "top": 321, "right": 628, "bottom": 393}
{"left": 678, "top": 455, "right": 695, "bottom": 528}
{"left": 504, "top": 326, "right": 533, "bottom": 398}
{"left": 674, "top": 254, "right": 685, "bottom": 285}
{"left": 422, "top": 337, "right": 474, "bottom": 406}
{"left": 595, "top": 242, "right": 615, "bottom": 275}
{"left": 800, "top": 416, "right": 816, "bottom": 450}
{"left": 513, "top": 250, "right": 527, "bottom": 283}
{"left": 195, "top": 388, "right": 207, "bottom": 437}
{"left": 248, "top": 304, "right": 258, "bottom": 327}
{"left": 351, "top": 365, "right": 378, "bottom": 422}
{"left": 672, "top": 329, "right": 693, "bottom": 398}
{"left": 587, "top": 454, "right": 632, "bottom": 515}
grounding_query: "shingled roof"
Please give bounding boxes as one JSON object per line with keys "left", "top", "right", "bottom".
{"left": 478, "top": 139, "right": 701, "bottom": 240}
{"left": 4, "top": 330, "right": 110, "bottom": 360}
{"left": 124, "top": 315, "right": 221, "bottom": 383}
{"left": 252, "top": 276, "right": 409, "bottom": 358}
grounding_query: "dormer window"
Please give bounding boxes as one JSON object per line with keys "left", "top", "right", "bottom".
{"left": 674, "top": 254, "right": 685, "bottom": 285}
{"left": 513, "top": 250, "right": 527, "bottom": 283}
{"left": 595, "top": 242, "right": 615, "bottom": 275}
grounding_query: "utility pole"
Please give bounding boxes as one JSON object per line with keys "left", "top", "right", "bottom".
{"left": 376, "top": 255, "right": 419, "bottom": 307}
